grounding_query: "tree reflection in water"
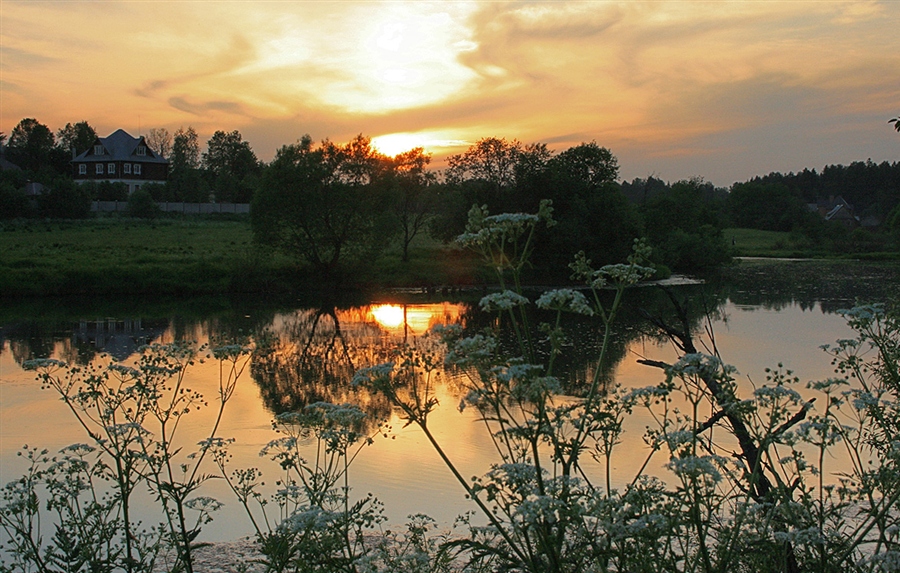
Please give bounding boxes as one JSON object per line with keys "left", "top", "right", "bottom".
{"left": 250, "top": 303, "right": 467, "bottom": 431}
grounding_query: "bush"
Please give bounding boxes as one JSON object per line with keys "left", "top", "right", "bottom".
{"left": 36, "top": 179, "right": 91, "bottom": 219}
{"left": 127, "top": 187, "right": 161, "bottom": 219}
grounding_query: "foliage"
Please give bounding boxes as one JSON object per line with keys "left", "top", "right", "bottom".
{"left": 209, "top": 402, "right": 394, "bottom": 573}
{"left": 359, "top": 202, "right": 900, "bottom": 572}
{"left": 251, "top": 134, "right": 397, "bottom": 281}
{"left": 0, "top": 171, "right": 32, "bottom": 219}
{"left": 56, "top": 121, "right": 98, "bottom": 156}
{"left": 79, "top": 180, "right": 129, "bottom": 201}
{"left": 169, "top": 126, "right": 208, "bottom": 202}
{"left": 739, "top": 160, "right": 900, "bottom": 224}
{"left": 356, "top": 203, "right": 660, "bottom": 572}
{"left": 202, "top": 130, "right": 260, "bottom": 203}
{"left": 6, "top": 118, "right": 68, "bottom": 175}
{"left": 36, "top": 178, "right": 92, "bottom": 219}
{"left": 639, "top": 178, "right": 731, "bottom": 270}
{"left": 535, "top": 143, "right": 641, "bottom": 274}
{"left": 726, "top": 180, "right": 812, "bottom": 232}
{"left": 386, "top": 147, "right": 436, "bottom": 263}
{"left": 2, "top": 342, "right": 253, "bottom": 573}
{"left": 128, "top": 187, "right": 161, "bottom": 219}
{"left": 434, "top": 139, "right": 651, "bottom": 275}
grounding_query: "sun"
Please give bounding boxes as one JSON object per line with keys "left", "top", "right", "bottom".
{"left": 371, "top": 133, "right": 427, "bottom": 157}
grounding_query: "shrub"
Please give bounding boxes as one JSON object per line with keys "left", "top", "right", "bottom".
{"left": 127, "top": 187, "right": 160, "bottom": 219}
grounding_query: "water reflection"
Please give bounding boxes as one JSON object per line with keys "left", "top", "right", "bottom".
{"left": 249, "top": 304, "right": 467, "bottom": 431}
{"left": 2, "top": 260, "right": 899, "bottom": 538}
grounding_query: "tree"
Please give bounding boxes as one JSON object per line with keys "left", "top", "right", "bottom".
{"left": 433, "top": 138, "right": 549, "bottom": 241}
{"left": 252, "top": 134, "right": 396, "bottom": 281}
{"left": 890, "top": 116, "right": 900, "bottom": 132}
{"left": 7, "top": 118, "right": 60, "bottom": 173}
{"left": 169, "top": 126, "right": 206, "bottom": 202}
{"left": 535, "top": 142, "right": 641, "bottom": 273}
{"left": 171, "top": 126, "right": 200, "bottom": 170}
{"left": 36, "top": 178, "right": 92, "bottom": 219}
{"left": 641, "top": 178, "right": 731, "bottom": 270}
{"left": 56, "top": 121, "right": 97, "bottom": 156}
{"left": 202, "top": 130, "right": 259, "bottom": 202}
{"left": 727, "top": 180, "right": 811, "bottom": 231}
{"left": 551, "top": 141, "right": 618, "bottom": 188}
{"left": 146, "top": 128, "right": 172, "bottom": 158}
{"left": 202, "top": 130, "right": 258, "bottom": 179}
{"left": 387, "top": 147, "right": 436, "bottom": 262}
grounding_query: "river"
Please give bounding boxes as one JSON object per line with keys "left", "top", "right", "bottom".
{"left": 1, "top": 258, "right": 898, "bottom": 542}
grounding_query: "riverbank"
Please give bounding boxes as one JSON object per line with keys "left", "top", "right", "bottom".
{"left": 4, "top": 219, "right": 897, "bottom": 299}
{"left": 0, "top": 218, "right": 481, "bottom": 297}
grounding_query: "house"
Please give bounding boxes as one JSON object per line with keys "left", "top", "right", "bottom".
{"left": 808, "top": 195, "right": 859, "bottom": 228}
{"left": 72, "top": 129, "right": 167, "bottom": 194}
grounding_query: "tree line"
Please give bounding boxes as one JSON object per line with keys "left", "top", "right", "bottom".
{"left": 2, "top": 116, "right": 899, "bottom": 278}
{"left": 0, "top": 119, "right": 261, "bottom": 218}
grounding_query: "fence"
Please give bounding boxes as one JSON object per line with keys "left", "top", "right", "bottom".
{"left": 91, "top": 201, "right": 251, "bottom": 214}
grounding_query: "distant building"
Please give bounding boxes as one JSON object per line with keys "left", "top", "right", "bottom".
{"left": 72, "top": 129, "right": 168, "bottom": 194}
{"left": 808, "top": 195, "right": 860, "bottom": 228}
{"left": 0, "top": 142, "right": 22, "bottom": 172}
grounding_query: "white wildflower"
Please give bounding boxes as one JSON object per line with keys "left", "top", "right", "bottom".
{"left": 535, "top": 289, "right": 594, "bottom": 316}
{"left": 480, "top": 290, "right": 530, "bottom": 312}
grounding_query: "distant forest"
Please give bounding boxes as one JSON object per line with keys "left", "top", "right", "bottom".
{"left": 622, "top": 159, "right": 900, "bottom": 229}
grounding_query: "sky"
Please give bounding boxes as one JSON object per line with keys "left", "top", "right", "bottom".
{"left": 1, "top": 0, "right": 898, "bottom": 187}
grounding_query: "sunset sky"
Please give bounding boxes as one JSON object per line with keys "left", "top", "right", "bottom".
{"left": 2, "top": 1, "right": 898, "bottom": 186}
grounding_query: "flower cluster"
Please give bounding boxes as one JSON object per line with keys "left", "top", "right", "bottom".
{"left": 535, "top": 289, "right": 594, "bottom": 316}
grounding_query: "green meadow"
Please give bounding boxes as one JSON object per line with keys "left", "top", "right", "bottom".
{"left": 0, "top": 218, "right": 479, "bottom": 297}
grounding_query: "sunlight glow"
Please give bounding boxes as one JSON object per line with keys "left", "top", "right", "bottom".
{"left": 371, "top": 133, "right": 427, "bottom": 157}
{"left": 368, "top": 303, "right": 463, "bottom": 334}
{"left": 371, "top": 305, "right": 405, "bottom": 329}
{"left": 332, "top": 6, "right": 479, "bottom": 112}
{"left": 372, "top": 131, "right": 473, "bottom": 158}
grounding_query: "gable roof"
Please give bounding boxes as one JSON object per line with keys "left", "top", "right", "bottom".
{"left": 73, "top": 129, "right": 168, "bottom": 164}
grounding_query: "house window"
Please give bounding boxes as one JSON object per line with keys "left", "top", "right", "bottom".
{"left": 96, "top": 164, "right": 104, "bottom": 174}
{"left": 137, "top": 146, "right": 146, "bottom": 156}
{"left": 94, "top": 145, "right": 104, "bottom": 155}
{"left": 108, "top": 163, "right": 116, "bottom": 174}
{"left": 124, "top": 164, "right": 132, "bottom": 174}
{"left": 79, "top": 164, "right": 87, "bottom": 175}
{"left": 134, "top": 164, "right": 142, "bottom": 175}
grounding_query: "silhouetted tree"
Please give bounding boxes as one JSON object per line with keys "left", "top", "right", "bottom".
{"left": 252, "top": 134, "right": 396, "bottom": 281}
{"left": 202, "top": 130, "right": 259, "bottom": 202}
{"left": 146, "top": 127, "right": 172, "bottom": 158}
{"left": 7, "top": 118, "right": 65, "bottom": 174}
{"left": 36, "top": 178, "right": 92, "bottom": 219}
{"left": 56, "top": 121, "right": 97, "bottom": 157}
{"left": 727, "top": 180, "right": 811, "bottom": 231}
{"left": 168, "top": 126, "right": 206, "bottom": 201}
{"left": 387, "top": 147, "right": 436, "bottom": 262}
{"left": 533, "top": 142, "right": 641, "bottom": 274}
{"left": 641, "top": 179, "right": 731, "bottom": 270}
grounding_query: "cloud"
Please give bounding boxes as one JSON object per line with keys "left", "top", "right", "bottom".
{"left": 167, "top": 97, "right": 247, "bottom": 117}
{"left": 2, "top": 0, "right": 898, "bottom": 185}
{"left": 0, "top": 45, "right": 59, "bottom": 69}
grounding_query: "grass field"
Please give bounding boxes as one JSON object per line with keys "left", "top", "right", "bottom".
{"left": 724, "top": 228, "right": 799, "bottom": 257}
{"left": 0, "top": 218, "right": 480, "bottom": 297}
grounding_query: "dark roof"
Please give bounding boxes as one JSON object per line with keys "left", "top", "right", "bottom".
{"left": 0, "top": 156, "right": 21, "bottom": 171}
{"left": 73, "top": 129, "right": 168, "bottom": 164}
